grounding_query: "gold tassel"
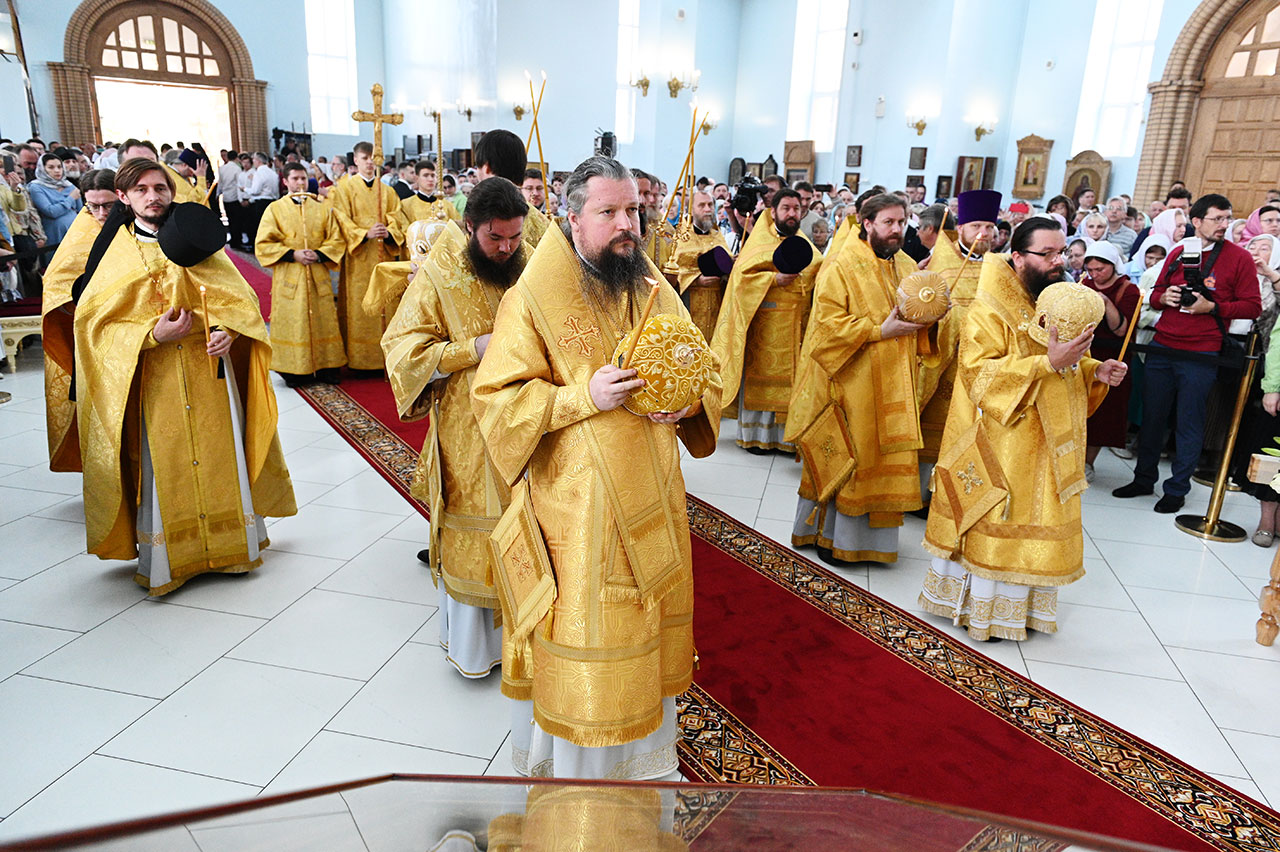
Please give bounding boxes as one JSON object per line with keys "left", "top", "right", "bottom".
{"left": 928, "top": 465, "right": 937, "bottom": 494}
{"left": 805, "top": 506, "right": 818, "bottom": 526}
{"left": 1001, "top": 493, "right": 1012, "bottom": 521}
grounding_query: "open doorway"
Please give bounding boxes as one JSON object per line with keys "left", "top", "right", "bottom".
{"left": 95, "top": 77, "right": 233, "bottom": 153}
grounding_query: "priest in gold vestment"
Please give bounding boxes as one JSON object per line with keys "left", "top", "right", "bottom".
{"left": 711, "top": 189, "right": 821, "bottom": 451}
{"left": 915, "top": 190, "right": 1001, "bottom": 502}
{"left": 327, "top": 141, "right": 408, "bottom": 371}
{"left": 41, "top": 168, "right": 117, "bottom": 472}
{"left": 667, "top": 189, "right": 731, "bottom": 343}
{"left": 74, "top": 158, "right": 296, "bottom": 595}
{"left": 920, "top": 219, "right": 1126, "bottom": 640}
{"left": 255, "top": 162, "right": 347, "bottom": 386}
{"left": 382, "top": 178, "right": 530, "bottom": 678}
{"left": 472, "top": 157, "right": 722, "bottom": 780}
{"left": 401, "top": 160, "right": 462, "bottom": 225}
{"left": 786, "top": 194, "right": 930, "bottom": 566}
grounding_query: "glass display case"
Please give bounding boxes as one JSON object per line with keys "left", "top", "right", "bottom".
{"left": 0, "top": 775, "right": 1185, "bottom": 851}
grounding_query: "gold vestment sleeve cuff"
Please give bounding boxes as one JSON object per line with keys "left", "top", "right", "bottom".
{"left": 548, "top": 382, "right": 599, "bottom": 431}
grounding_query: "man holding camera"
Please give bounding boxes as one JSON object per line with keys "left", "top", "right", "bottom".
{"left": 1113, "top": 193, "right": 1261, "bottom": 513}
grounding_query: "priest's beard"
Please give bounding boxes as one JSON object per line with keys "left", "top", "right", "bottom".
{"left": 775, "top": 214, "right": 801, "bottom": 237}
{"left": 466, "top": 234, "right": 523, "bottom": 288}
{"left": 578, "top": 232, "right": 648, "bottom": 302}
{"left": 134, "top": 203, "right": 171, "bottom": 233}
{"left": 867, "top": 231, "right": 901, "bottom": 259}
{"left": 693, "top": 213, "right": 715, "bottom": 233}
{"left": 1020, "top": 265, "right": 1065, "bottom": 298}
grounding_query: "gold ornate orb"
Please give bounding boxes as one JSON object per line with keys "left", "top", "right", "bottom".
{"left": 1028, "top": 280, "right": 1105, "bottom": 347}
{"left": 611, "top": 314, "right": 713, "bottom": 415}
{"left": 406, "top": 219, "right": 451, "bottom": 266}
{"left": 896, "top": 270, "right": 950, "bottom": 325}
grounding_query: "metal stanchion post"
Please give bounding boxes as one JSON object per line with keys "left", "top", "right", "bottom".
{"left": 1176, "top": 331, "right": 1259, "bottom": 542}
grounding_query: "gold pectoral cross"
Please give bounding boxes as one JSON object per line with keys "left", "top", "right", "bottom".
{"left": 956, "top": 461, "right": 984, "bottom": 495}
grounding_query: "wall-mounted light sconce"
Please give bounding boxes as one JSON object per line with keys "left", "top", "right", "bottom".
{"left": 974, "top": 122, "right": 996, "bottom": 141}
{"left": 630, "top": 70, "right": 650, "bottom": 97}
{"left": 667, "top": 69, "right": 700, "bottom": 98}
{"left": 456, "top": 100, "right": 472, "bottom": 122}
{"left": 512, "top": 103, "right": 525, "bottom": 121}
{"left": 701, "top": 115, "right": 718, "bottom": 135}
{"left": 907, "top": 116, "right": 927, "bottom": 136}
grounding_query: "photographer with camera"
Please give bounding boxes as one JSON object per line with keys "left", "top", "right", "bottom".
{"left": 725, "top": 176, "right": 767, "bottom": 254}
{"left": 1113, "top": 193, "right": 1261, "bottom": 513}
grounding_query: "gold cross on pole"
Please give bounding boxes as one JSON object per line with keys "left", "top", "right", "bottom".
{"left": 351, "top": 83, "right": 404, "bottom": 168}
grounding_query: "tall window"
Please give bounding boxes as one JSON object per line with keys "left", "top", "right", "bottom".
{"left": 615, "top": 0, "right": 641, "bottom": 146}
{"left": 1071, "top": 0, "right": 1165, "bottom": 158}
{"left": 305, "top": 0, "right": 358, "bottom": 135}
{"left": 786, "top": 0, "right": 848, "bottom": 152}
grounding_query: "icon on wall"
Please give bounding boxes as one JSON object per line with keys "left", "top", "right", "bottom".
{"left": 846, "top": 146, "right": 862, "bottom": 168}
{"left": 909, "top": 147, "right": 927, "bottom": 171}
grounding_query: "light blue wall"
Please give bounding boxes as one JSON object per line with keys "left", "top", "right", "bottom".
{"left": 493, "top": 0, "right": 618, "bottom": 175}
{"left": 6, "top": 0, "right": 1213, "bottom": 206}
{"left": 728, "top": 0, "right": 794, "bottom": 173}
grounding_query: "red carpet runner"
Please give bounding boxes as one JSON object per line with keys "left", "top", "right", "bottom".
{"left": 227, "top": 247, "right": 272, "bottom": 320}
{"left": 295, "top": 380, "right": 1280, "bottom": 852}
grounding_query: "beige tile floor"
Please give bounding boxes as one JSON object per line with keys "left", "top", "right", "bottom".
{"left": 0, "top": 344, "right": 1277, "bottom": 844}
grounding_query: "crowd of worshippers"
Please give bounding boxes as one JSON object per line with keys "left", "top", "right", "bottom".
{"left": 19, "top": 122, "right": 1276, "bottom": 780}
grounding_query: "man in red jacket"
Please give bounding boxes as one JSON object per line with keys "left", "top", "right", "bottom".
{"left": 1113, "top": 193, "right": 1261, "bottom": 513}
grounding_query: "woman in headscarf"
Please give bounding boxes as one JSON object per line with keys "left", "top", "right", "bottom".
{"left": 1230, "top": 218, "right": 1250, "bottom": 245}
{"left": 1126, "top": 233, "right": 1172, "bottom": 281}
{"left": 1231, "top": 233, "right": 1280, "bottom": 545}
{"left": 28, "top": 153, "right": 82, "bottom": 252}
{"left": 1075, "top": 211, "right": 1107, "bottom": 244}
{"left": 1149, "top": 206, "right": 1187, "bottom": 246}
{"left": 1079, "top": 240, "right": 1141, "bottom": 482}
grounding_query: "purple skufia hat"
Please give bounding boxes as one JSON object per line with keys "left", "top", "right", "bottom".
{"left": 773, "top": 235, "right": 814, "bottom": 274}
{"left": 957, "top": 189, "right": 1002, "bottom": 225}
{"left": 178, "top": 148, "right": 200, "bottom": 168}
{"left": 697, "top": 246, "right": 734, "bottom": 277}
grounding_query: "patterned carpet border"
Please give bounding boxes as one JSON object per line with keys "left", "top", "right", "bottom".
{"left": 676, "top": 682, "right": 814, "bottom": 787}
{"left": 296, "top": 381, "right": 1280, "bottom": 852}
{"left": 685, "top": 495, "right": 1280, "bottom": 852}
{"left": 295, "top": 383, "right": 429, "bottom": 518}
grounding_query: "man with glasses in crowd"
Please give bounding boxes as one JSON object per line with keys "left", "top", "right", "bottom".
{"left": 1113, "top": 194, "right": 1261, "bottom": 513}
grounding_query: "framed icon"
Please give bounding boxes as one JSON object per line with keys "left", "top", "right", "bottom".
{"left": 908, "top": 147, "right": 927, "bottom": 171}
{"left": 936, "top": 175, "right": 954, "bottom": 198}
{"left": 846, "top": 146, "right": 862, "bottom": 168}
{"left": 843, "top": 172, "right": 860, "bottom": 194}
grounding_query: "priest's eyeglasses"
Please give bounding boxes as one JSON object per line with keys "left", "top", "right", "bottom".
{"left": 1020, "top": 249, "right": 1067, "bottom": 259}
{"left": 86, "top": 201, "right": 114, "bottom": 213}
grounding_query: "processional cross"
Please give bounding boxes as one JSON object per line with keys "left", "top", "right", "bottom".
{"left": 351, "top": 84, "right": 404, "bottom": 230}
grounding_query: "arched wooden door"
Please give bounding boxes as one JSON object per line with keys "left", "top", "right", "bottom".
{"left": 49, "top": 0, "right": 268, "bottom": 153}
{"left": 1185, "top": 0, "right": 1280, "bottom": 211}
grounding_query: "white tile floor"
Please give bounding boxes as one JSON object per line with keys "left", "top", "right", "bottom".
{"left": 1, "top": 346, "right": 1279, "bottom": 844}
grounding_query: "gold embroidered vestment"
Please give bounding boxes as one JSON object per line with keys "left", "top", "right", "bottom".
{"left": 471, "top": 225, "right": 723, "bottom": 748}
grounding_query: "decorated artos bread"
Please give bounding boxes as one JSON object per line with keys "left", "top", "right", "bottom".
{"left": 611, "top": 314, "right": 714, "bottom": 415}
{"left": 1027, "top": 280, "right": 1105, "bottom": 347}
{"left": 896, "top": 270, "right": 950, "bottom": 325}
